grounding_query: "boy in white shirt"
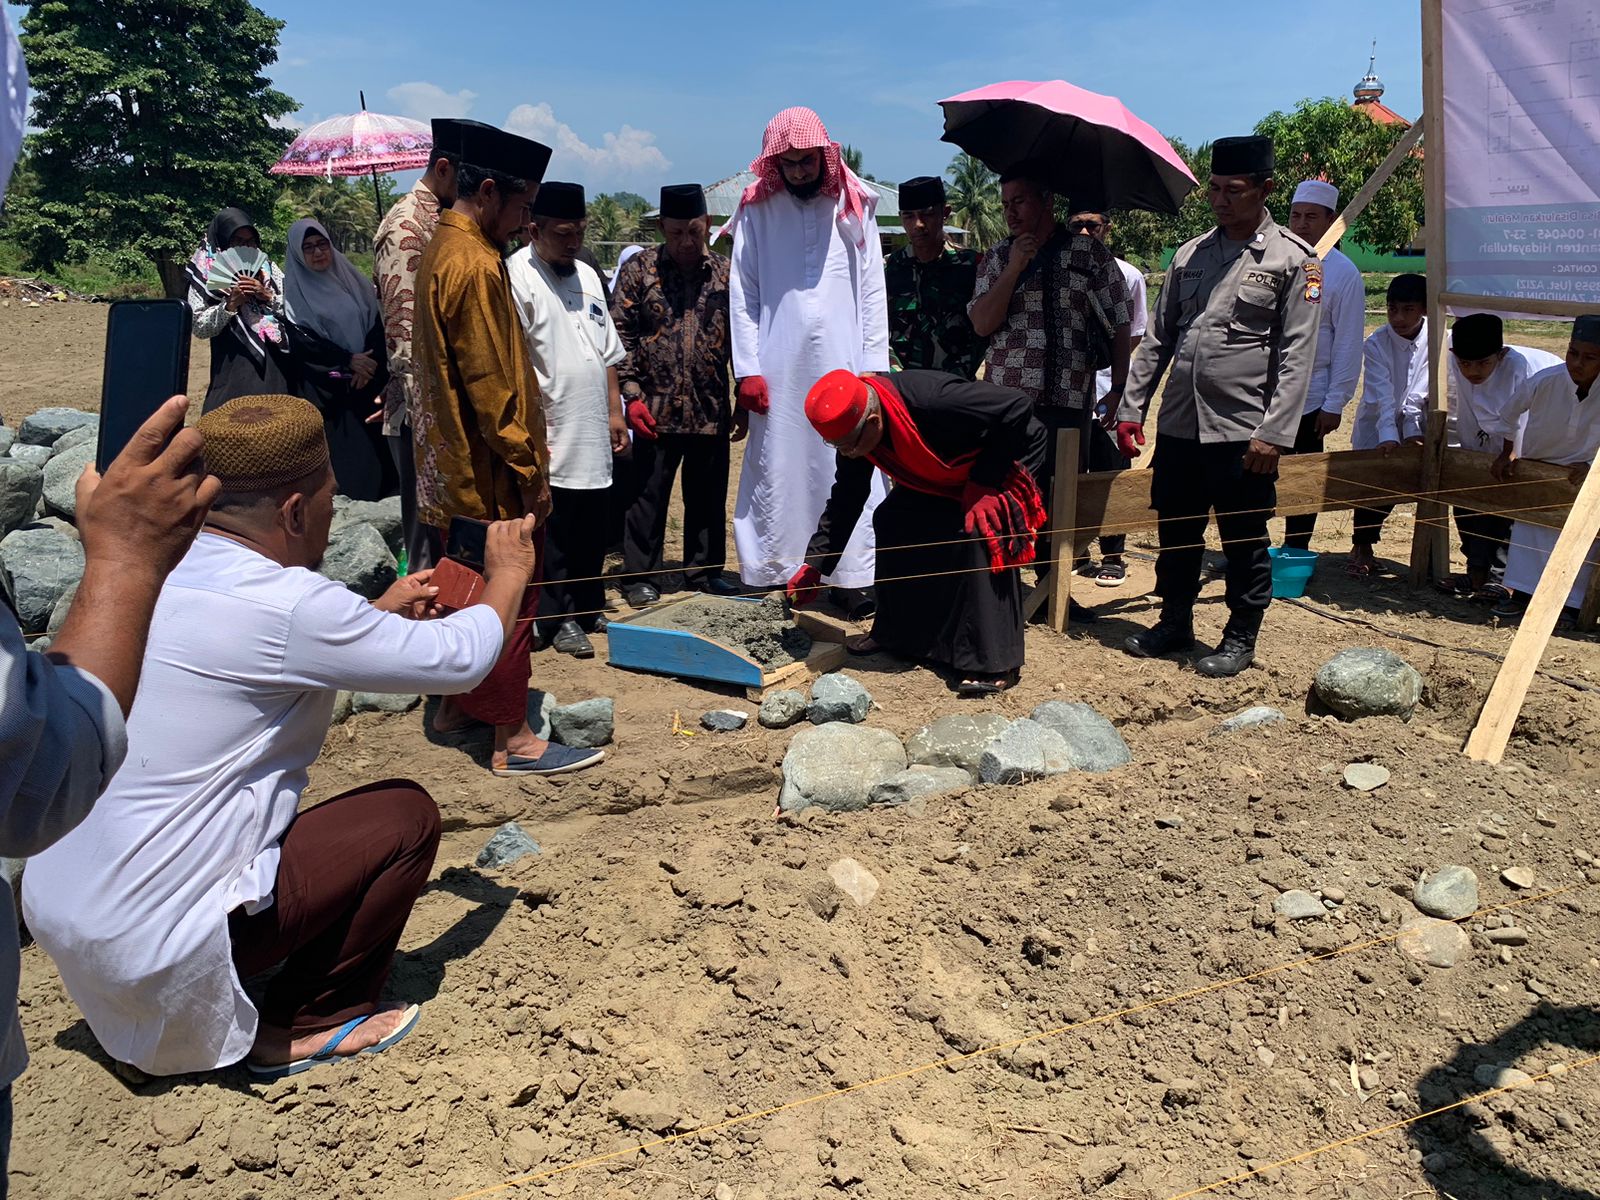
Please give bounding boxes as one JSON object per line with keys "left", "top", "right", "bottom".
{"left": 1438, "top": 314, "right": 1564, "bottom": 601}
{"left": 1348, "top": 274, "right": 1428, "bottom": 576}
{"left": 1486, "top": 315, "right": 1600, "bottom": 619}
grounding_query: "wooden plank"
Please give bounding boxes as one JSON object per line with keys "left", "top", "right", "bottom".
{"left": 1465, "top": 464, "right": 1600, "bottom": 763}
{"left": 1047, "top": 428, "right": 1080, "bottom": 632}
{"left": 1410, "top": 0, "right": 1450, "bottom": 586}
{"left": 1313, "top": 120, "right": 1425, "bottom": 257}
{"left": 1075, "top": 446, "right": 1425, "bottom": 538}
{"left": 1441, "top": 291, "right": 1598, "bottom": 320}
{"left": 745, "top": 641, "right": 849, "bottom": 701}
{"left": 1436, "top": 448, "right": 1580, "bottom": 530}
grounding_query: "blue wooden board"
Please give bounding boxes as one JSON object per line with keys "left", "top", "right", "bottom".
{"left": 606, "top": 598, "right": 770, "bottom": 687}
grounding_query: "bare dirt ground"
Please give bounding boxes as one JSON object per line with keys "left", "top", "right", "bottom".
{"left": 6, "top": 303, "right": 1599, "bottom": 1200}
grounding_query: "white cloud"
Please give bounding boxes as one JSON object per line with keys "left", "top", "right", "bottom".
{"left": 270, "top": 113, "right": 307, "bottom": 132}
{"left": 503, "top": 102, "right": 670, "bottom": 183}
{"left": 387, "top": 81, "right": 477, "bottom": 121}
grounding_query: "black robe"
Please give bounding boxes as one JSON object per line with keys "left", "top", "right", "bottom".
{"left": 807, "top": 370, "right": 1046, "bottom": 678}
{"left": 287, "top": 317, "right": 397, "bottom": 502}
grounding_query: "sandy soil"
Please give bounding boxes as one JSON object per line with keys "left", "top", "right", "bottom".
{"left": 7, "top": 302, "right": 1600, "bottom": 1200}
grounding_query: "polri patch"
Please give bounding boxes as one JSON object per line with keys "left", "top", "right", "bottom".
{"left": 1303, "top": 260, "right": 1323, "bottom": 304}
{"left": 1244, "top": 269, "right": 1278, "bottom": 288}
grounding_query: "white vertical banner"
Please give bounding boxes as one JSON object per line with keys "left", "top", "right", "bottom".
{"left": 1442, "top": 0, "right": 1600, "bottom": 311}
{"left": 1, "top": 8, "right": 27, "bottom": 205}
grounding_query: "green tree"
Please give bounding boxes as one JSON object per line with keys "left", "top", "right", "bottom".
{"left": 585, "top": 195, "right": 638, "bottom": 265}
{"left": 945, "top": 152, "right": 1004, "bottom": 250}
{"left": 274, "top": 175, "right": 396, "bottom": 256}
{"left": 1253, "top": 97, "right": 1423, "bottom": 251}
{"left": 840, "top": 144, "right": 877, "bottom": 182}
{"left": 600, "top": 190, "right": 650, "bottom": 216}
{"left": 10, "top": 0, "right": 297, "bottom": 295}
{"left": 1108, "top": 138, "right": 1214, "bottom": 268}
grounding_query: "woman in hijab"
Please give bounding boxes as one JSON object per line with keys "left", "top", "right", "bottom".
{"left": 186, "top": 208, "right": 293, "bottom": 412}
{"left": 282, "top": 218, "right": 396, "bottom": 501}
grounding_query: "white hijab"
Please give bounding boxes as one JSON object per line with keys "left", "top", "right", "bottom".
{"left": 282, "top": 217, "right": 381, "bottom": 353}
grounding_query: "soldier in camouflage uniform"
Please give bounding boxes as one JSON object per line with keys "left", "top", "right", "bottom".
{"left": 884, "top": 176, "right": 986, "bottom": 379}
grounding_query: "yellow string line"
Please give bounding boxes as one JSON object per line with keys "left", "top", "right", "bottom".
{"left": 444, "top": 883, "right": 1583, "bottom": 1200}
{"left": 1163, "top": 1051, "right": 1600, "bottom": 1200}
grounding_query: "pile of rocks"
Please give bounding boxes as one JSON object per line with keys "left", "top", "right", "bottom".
{"left": 1, "top": 405, "right": 406, "bottom": 646}
{"left": 777, "top": 674, "right": 1132, "bottom": 813}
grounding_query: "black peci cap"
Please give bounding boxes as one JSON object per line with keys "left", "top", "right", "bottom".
{"left": 659, "top": 183, "right": 707, "bottom": 220}
{"left": 1211, "top": 135, "right": 1275, "bottom": 177}
{"left": 897, "top": 176, "right": 946, "bottom": 211}
{"left": 529, "top": 180, "right": 586, "bottom": 220}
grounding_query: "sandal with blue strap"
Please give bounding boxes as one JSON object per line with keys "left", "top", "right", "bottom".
{"left": 246, "top": 1003, "right": 422, "bottom": 1082}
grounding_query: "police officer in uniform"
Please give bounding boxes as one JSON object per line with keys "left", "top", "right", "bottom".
{"left": 1114, "top": 135, "right": 1321, "bottom": 677}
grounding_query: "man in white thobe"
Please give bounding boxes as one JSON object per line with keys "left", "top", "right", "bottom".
{"left": 1282, "top": 179, "right": 1364, "bottom": 550}
{"left": 1488, "top": 316, "right": 1600, "bottom": 616}
{"left": 1439, "top": 313, "right": 1563, "bottom": 600}
{"left": 724, "top": 106, "right": 890, "bottom": 610}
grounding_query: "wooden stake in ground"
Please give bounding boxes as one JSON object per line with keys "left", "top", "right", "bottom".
{"left": 1047, "top": 427, "right": 1080, "bottom": 633}
{"left": 1410, "top": 0, "right": 1450, "bottom": 586}
{"left": 1464, "top": 463, "right": 1600, "bottom": 763}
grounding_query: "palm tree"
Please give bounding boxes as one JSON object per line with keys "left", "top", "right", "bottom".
{"left": 945, "top": 152, "right": 1005, "bottom": 250}
{"left": 585, "top": 196, "right": 638, "bottom": 267}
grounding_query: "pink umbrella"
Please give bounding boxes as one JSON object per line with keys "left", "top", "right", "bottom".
{"left": 269, "top": 110, "right": 433, "bottom": 178}
{"left": 939, "top": 80, "right": 1196, "bottom": 215}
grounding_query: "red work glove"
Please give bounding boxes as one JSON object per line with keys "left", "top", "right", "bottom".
{"left": 736, "top": 375, "right": 770, "bottom": 416}
{"left": 786, "top": 564, "right": 823, "bottom": 607}
{"left": 962, "top": 483, "right": 1008, "bottom": 544}
{"left": 1115, "top": 421, "right": 1147, "bottom": 460}
{"left": 626, "top": 399, "right": 658, "bottom": 440}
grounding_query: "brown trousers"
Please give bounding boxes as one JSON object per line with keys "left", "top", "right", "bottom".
{"left": 230, "top": 780, "right": 441, "bottom": 1038}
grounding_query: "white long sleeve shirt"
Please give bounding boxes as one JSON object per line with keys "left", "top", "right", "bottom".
{"left": 1488, "top": 363, "right": 1600, "bottom": 465}
{"left": 1447, "top": 343, "right": 1564, "bottom": 453}
{"left": 1353, "top": 320, "right": 1429, "bottom": 450}
{"left": 22, "top": 534, "right": 504, "bottom": 1076}
{"left": 1302, "top": 246, "right": 1365, "bottom": 417}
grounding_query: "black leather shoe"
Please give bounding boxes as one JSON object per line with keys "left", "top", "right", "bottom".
{"left": 625, "top": 582, "right": 660, "bottom": 607}
{"left": 1195, "top": 628, "right": 1257, "bottom": 677}
{"left": 1068, "top": 598, "right": 1100, "bottom": 624}
{"left": 1124, "top": 618, "right": 1195, "bottom": 658}
{"left": 551, "top": 620, "right": 595, "bottom": 658}
{"left": 699, "top": 576, "right": 743, "bottom": 596}
{"left": 831, "top": 587, "right": 877, "bottom": 620}
{"left": 591, "top": 615, "right": 609, "bottom": 635}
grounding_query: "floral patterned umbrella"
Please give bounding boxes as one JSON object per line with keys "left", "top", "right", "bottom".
{"left": 268, "top": 110, "right": 433, "bottom": 179}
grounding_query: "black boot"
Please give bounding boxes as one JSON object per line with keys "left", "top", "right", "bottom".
{"left": 1124, "top": 608, "right": 1195, "bottom": 658}
{"left": 1195, "top": 615, "right": 1259, "bottom": 678}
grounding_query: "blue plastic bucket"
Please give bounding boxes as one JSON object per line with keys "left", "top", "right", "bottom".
{"left": 1268, "top": 547, "right": 1318, "bottom": 598}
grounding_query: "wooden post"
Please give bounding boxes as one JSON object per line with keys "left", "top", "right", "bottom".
{"left": 1580, "top": 551, "right": 1600, "bottom": 632}
{"left": 1047, "top": 427, "right": 1081, "bottom": 633}
{"left": 1465, "top": 465, "right": 1600, "bottom": 763}
{"left": 1313, "top": 120, "right": 1424, "bottom": 258}
{"left": 1409, "top": 0, "right": 1450, "bottom": 587}
{"left": 1439, "top": 291, "right": 1597, "bottom": 320}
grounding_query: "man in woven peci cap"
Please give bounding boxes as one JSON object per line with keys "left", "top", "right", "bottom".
{"left": 1115, "top": 134, "right": 1321, "bottom": 677}
{"left": 885, "top": 174, "right": 985, "bottom": 379}
{"left": 790, "top": 369, "right": 1047, "bottom": 695}
{"left": 23, "top": 394, "right": 547, "bottom": 1081}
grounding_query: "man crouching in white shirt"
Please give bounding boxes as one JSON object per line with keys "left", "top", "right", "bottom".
{"left": 23, "top": 394, "right": 539, "bottom": 1082}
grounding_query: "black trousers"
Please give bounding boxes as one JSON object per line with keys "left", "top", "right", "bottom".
{"left": 538, "top": 485, "right": 608, "bottom": 636}
{"left": 1151, "top": 436, "right": 1275, "bottom": 619}
{"left": 1456, "top": 506, "right": 1511, "bottom": 580}
{"left": 1352, "top": 505, "right": 1395, "bottom": 548}
{"left": 623, "top": 433, "right": 730, "bottom": 590}
{"left": 1282, "top": 411, "right": 1325, "bottom": 550}
{"left": 387, "top": 427, "right": 440, "bottom": 572}
{"left": 1036, "top": 406, "right": 1125, "bottom": 568}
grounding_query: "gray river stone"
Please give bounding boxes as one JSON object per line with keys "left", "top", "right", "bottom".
{"left": 331, "top": 496, "right": 405, "bottom": 554}
{"left": 0, "top": 426, "right": 13, "bottom": 456}
{"left": 807, "top": 672, "right": 873, "bottom": 725}
{"left": 18, "top": 407, "right": 96, "bottom": 447}
{"left": 319, "top": 522, "right": 398, "bottom": 600}
{"left": 352, "top": 692, "right": 421, "bottom": 715}
{"left": 758, "top": 689, "right": 808, "bottom": 729}
{"left": 51, "top": 424, "right": 99, "bottom": 457}
{"left": 0, "top": 527, "right": 85, "bottom": 632}
{"left": 869, "top": 766, "right": 971, "bottom": 808}
{"left": 7, "top": 443, "right": 50, "bottom": 468}
{"left": 778, "top": 723, "right": 906, "bottom": 813}
{"left": 477, "top": 822, "right": 541, "bottom": 870}
{"left": 42, "top": 443, "right": 95, "bottom": 519}
{"left": 1414, "top": 865, "right": 1479, "bottom": 921}
{"left": 1215, "top": 705, "right": 1287, "bottom": 734}
{"left": 1314, "top": 648, "right": 1423, "bottom": 720}
{"left": 1029, "top": 701, "right": 1131, "bottom": 772}
{"left": 1274, "top": 890, "right": 1326, "bottom": 921}
{"left": 551, "top": 698, "right": 614, "bottom": 748}
{"left": 46, "top": 580, "right": 79, "bottom": 636}
{"left": 905, "top": 712, "right": 1010, "bottom": 777}
{"left": 0, "top": 462, "right": 44, "bottom": 538}
{"left": 978, "top": 718, "right": 1074, "bottom": 786}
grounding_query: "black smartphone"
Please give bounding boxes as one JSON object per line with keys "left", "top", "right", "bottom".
{"left": 96, "top": 299, "right": 193, "bottom": 473}
{"left": 445, "top": 515, "right": 489, "bottom": 569}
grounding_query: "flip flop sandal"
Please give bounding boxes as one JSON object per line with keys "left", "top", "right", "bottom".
{"left": 1433, "top": 576, "right": 1473, "bottom": 599}
{"left": 1470, "top": 583, "right": 1512, "bottom": 605}
{"left": 844, "top": 635, "right": 881, "bottom": 657}
{"left": 493, "top": 743, "right": 607, "bottom": 777}
{"left": 247, "top": 1004, "right": 422, "bottom": 1082}
{"left": 1346, "top": 559, "right": 1375, "bottom": 578}
{"left": 1094, "top": 562, "right": 1128, "bottom": 587}
{"left": 955, "top": 677, "right": 1011, "bottom": 697}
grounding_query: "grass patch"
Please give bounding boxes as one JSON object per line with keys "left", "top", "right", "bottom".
{"left": 0, "top": 240, "right": 163, "bottom": 299}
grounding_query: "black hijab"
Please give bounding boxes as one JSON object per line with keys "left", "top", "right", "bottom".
{"left": 205, "top": 207, "right": 257, "bottom": 252}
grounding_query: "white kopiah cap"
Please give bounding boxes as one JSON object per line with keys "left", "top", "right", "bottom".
{"left": 1292, "top": 179, "right": 1339, "bottom": 210}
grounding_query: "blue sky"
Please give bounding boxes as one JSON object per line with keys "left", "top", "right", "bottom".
{"left": 17, "top": 0, "right": 1425, "bottom": 194}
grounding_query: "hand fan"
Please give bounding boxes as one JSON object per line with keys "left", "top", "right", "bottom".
{"left": 206, "top": 245, "right": 268, "bottom": 292}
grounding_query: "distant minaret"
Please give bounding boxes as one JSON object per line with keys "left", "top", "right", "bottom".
{"left": 1354, "top": 40, "right": 1385, "bottom": 105}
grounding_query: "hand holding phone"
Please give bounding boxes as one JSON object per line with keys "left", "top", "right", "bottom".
{"left": 96, "top": 300, "right": 194, "bottom": 473}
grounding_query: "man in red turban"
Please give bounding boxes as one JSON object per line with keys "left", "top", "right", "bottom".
{"left": 789, "top": 370, "right": 1046, "bottom": 694}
